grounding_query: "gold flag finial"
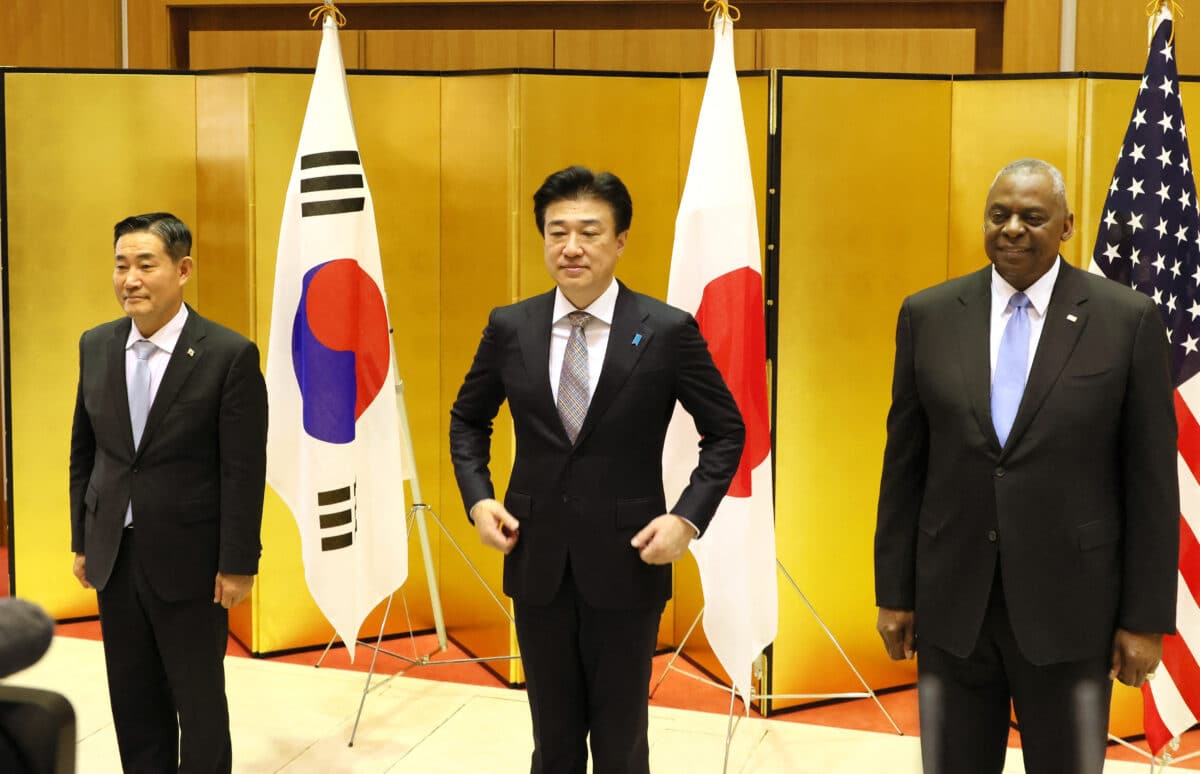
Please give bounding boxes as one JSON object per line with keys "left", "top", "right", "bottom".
{"left": 1148, "top": 0, "right": 1184, "bottom": 45}
{"left": 309, "top": 1, "right": 347, "bottom": 28}
{"left": 704, "top": 0, "right": 741, "bottom": 33}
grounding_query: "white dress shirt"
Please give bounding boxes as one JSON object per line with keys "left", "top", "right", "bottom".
{"left": 989, "top": 257, "right": 1061, "bottom": 383}
{"left": 549, "top": 278, "right": 618, "bottom": 403}
{"left": 123, "top": 303, "right": 188, "bottom": 526}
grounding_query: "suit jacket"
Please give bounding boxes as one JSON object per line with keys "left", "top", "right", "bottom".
{"left": 69, "top": 305, "right": 268, "bottom": 602}
{"left": 875, "top": 259, "right": 1180, "bottom": 665}
{"left": 449, "top": 281, "right": 745, "bottom": 611}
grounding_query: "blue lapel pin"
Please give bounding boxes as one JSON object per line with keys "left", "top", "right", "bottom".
{"left": 632, "top": 333, "right": 643, "bottom": 347}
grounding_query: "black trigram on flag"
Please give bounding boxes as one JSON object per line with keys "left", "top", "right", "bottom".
{"left": 300, "top": 150, "right": 365, "bottom": 218}
{"left": 317, "top": 482, "right": 356, "bottom": 551}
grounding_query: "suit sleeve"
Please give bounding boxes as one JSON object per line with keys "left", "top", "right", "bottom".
{"left": 874, "top": 298, "right": 927, "bottom": 611}
{"left": 449, "top": 309, "right": 508, "bottom": 520}
{"left": 68, "top": 333, "right": 95, "bottom": 555}
{"left": 216, "top": 341, "right": 268, "bottom": 575}
{"left": 1117, "top": 298, "right": 1180, "bottom": 634}
{"left": 667, "top": 314, "right": 746, "bottom": 536}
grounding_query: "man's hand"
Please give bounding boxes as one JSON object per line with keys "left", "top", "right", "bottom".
{"left": 877, "top": 607, "right": 916, "bottom": 660}
{"left": 213, "top": 573, "right": 254, "bottom": 609}
{"left": 631, "top": 514, "right": 693, "bottom": 565}
{"left": 72, "top": 553, "right": 91, "bottom": 590}
{"left": 471, "top": 499, "right": 520, "bottom": 554}
{"left": 1110, "top": 628, "right": 1163, "bottom": 687}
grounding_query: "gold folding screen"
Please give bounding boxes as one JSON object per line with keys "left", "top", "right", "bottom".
{"left": 1, "top": 67, "right": 1172, "bottom": 736}
{"left": 5, "top": 72, "right": 198, "bottom": 620}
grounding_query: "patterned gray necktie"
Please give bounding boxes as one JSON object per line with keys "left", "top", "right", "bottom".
{"left": 557, "top": 312, "right": 591, "bottom": 443}
{"left": 129, "top": 339, "right": 156, "bottom": 449}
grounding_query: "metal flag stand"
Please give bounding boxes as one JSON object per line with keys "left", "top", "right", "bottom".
{"left": 314, "top": 377, "right": 519, "bottom": 746}
{"left": 650, "top": 558, "right": 902, "bottom": 772}
{"left": 1105, "top": 732, "right": 1181, "bottom": 772}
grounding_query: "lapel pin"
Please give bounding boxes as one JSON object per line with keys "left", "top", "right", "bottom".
{"left": 187, "top": 348, "right": 195, "bottom": 357}
{"left": 632, "top": 334, "right": 643, "bottom": 347}
{"left": 1066, "top": 314, "right": 1078, "bottom": 323}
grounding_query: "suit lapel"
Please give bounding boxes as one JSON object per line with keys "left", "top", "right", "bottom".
{"left": 137, "top": 307, "right": 206, "bottom": 457}
{"left": 573, "top": 283, "right": 652, "bottom": 448}
{"left": 518, "top": 289, "right": 558, "bottom": 418}
{"left": 956, "top": 268, "right": 998, "bottom": 450}
{"left": 108, "top": 318, "right": 136, "bottom": 454}
{"left": 1004, "top": 261, "right": 1088, "bottom": 452}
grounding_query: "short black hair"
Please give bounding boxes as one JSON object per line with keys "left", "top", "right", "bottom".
{"left": 113, "top": 212, "right": 192, "bottom": 261}
{"left": 533, "top": 166, "right": 633, "bottom": 234}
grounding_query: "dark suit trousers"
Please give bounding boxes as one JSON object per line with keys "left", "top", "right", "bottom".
{"left": 513, "top": 567, "right": 664, "bottom": 774}
{"left": 97, "top": 529, "right": 231, "bottom": 774}
{"left": 917, "top": 576, "right": 1112, "bottom": 774}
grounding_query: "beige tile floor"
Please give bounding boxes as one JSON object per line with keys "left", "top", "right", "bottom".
{"left": 8, "top": 636, "right": 1163, "bottom": 773}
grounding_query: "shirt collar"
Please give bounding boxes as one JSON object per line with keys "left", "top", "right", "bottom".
{"left": 553, "top": 278, "right": 618, "bottom": 326}
{"left": 991, "top": 257, "right": 1061, "bottom": 317}
{"left": 126, "top": 303, "right": 189, "bottom": 354}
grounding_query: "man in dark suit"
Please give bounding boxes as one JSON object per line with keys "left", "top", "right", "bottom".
{"left": 874, "top": 159, "right": 1179, "bottom": 773}
{"left": 69, "top": 212, "right": 268, "bottom": 773}
{"left": 450, "top": 166, "right": 745, "bottom": 774}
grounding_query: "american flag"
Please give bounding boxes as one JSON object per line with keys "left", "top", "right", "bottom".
{"left": 1091, "top": 13, "right": 1200, "bottom": 754}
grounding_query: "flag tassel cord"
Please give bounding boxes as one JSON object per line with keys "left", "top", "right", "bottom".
{"left": 1149, "top": 0, "right": 1185, "bottom": 45}
{"left": 309, "top": 1, "right": 346, "bottom": 27}
{"left": 703, "top": 0, "right": 740, "bottom": 33}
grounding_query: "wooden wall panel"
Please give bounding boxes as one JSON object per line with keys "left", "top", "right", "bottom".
{"left": 947, "top": 79, "right": 1083, "bottom": 278}
{"left": 1075, "top": 0, "right": 1200, "bottom": 75}
{"left": 1001, "top": 0, "right": 1061, "bottom": 73}
{"left": 554, "top": 29, "right": 756, "bottom": 72}
{"left": 438, "top": 74, "right": 520, "bottom": 680}
{"left": 366, "top": 30, "right": 553, "bottom": 69}
{"left": 127, "top": 1, "right": 1005, "bottom": 73}
{"left": 761, "top": 28, "right": 975, "bottom": 74}
{"left": 190, "top": 30, "right": 362, "bottom": 70}
{"left": 3, "top": 0, "right": 119, "bottom": 68}
{"left": 773, "top": 74, "right": 953, "bottom": 707}
{"left": 195, "top": 75, "right": 254, "bottom": 338}
{"left": 195, "top": 73, "right": 257, "bottom": 644}
{"left": 5, "top": 72, "right": 197, "bottom": 615}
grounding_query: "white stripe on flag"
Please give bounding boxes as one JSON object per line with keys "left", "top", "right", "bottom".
{"left": 1150, "top": 654, "right": 1193, "bottom": 741}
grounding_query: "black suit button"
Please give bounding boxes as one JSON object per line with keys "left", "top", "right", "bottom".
{"left": 561, "top": 495, "right": 568, "bottom": 503}
{"left": 994, "top": 467, "right": 1005, "bottom": 478}
{"left": 132, "top": 466, "right": 139, "bottom": 474}
{"left": 987, "top": 529, "right": 998, "bottom": 543}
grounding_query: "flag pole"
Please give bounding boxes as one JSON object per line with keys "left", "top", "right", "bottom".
{"left": 288, "top": 1, "right": 520, "bottom": 747}
{"left": 1089, "top": 1, "right": 1193, "bottom": 769}
{"left": 653, "top": 8, "right": 901, "bottom": 762}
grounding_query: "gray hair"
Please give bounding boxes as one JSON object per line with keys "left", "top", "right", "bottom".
{"left": 990, "top": 158, "right": 1069, "bottom": 211}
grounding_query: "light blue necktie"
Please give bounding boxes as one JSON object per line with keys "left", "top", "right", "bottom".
{"left": 992, "top": 292, "right": 1030, "bottom": 447}
{"left": 129, "top": 339, "right": 156, "bottom": 449}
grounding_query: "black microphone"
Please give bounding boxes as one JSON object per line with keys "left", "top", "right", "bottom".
{"left": 0, "top": 598, "right": 54, "bottom": 678}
